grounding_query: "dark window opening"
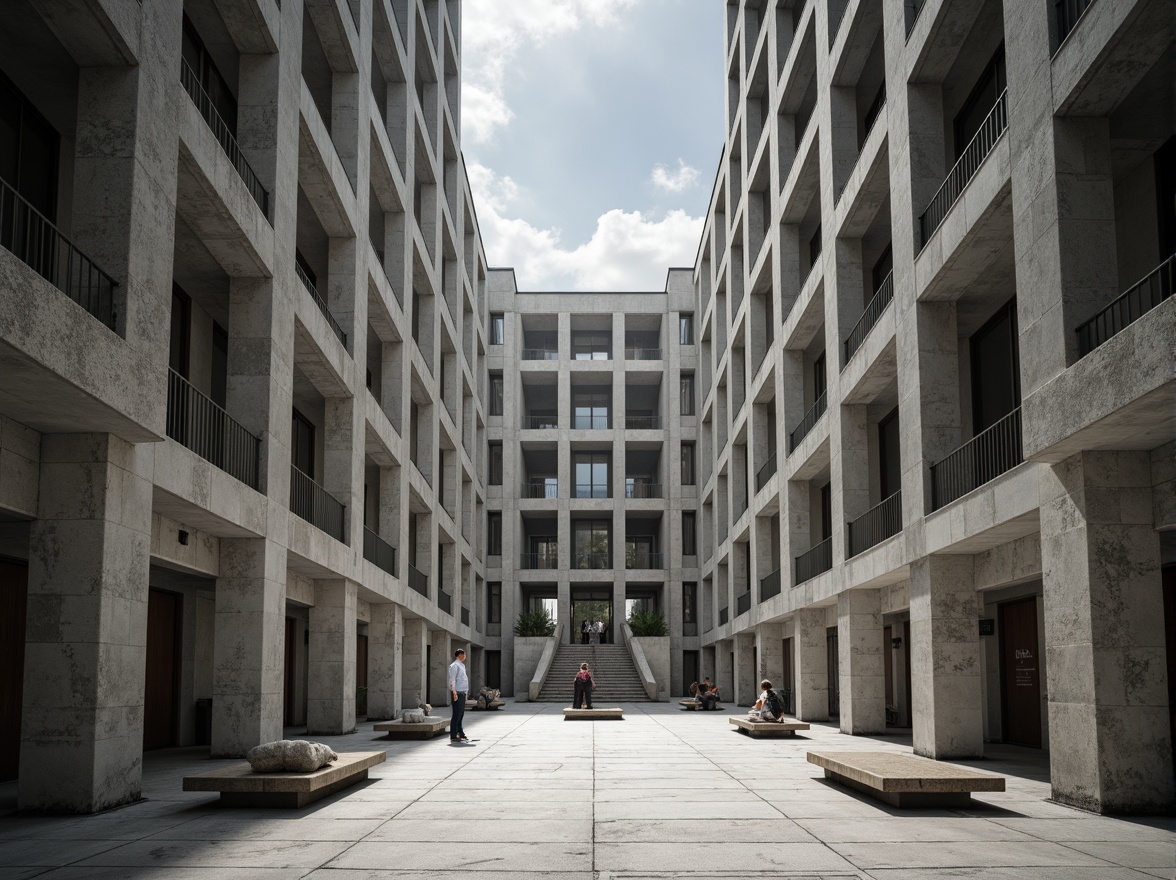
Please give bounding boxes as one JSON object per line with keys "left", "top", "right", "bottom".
{"left": 970, "top": 298, "right": 1020, "bottom": 434}
{"left": 954, "top": 47, "right": 1006, "bottom": 161}
{"left": 878, "top": 406, "right": 900, "bottom": 500}
{"left": 292, "top": 408, "right": 315, "bottom": 477}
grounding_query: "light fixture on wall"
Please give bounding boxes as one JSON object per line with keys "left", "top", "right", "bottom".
{"left": 891, "top": 637, "right": 902, "bottom": 649}
{"left": 178, "top": 530, "right": 189, "bottom": 546}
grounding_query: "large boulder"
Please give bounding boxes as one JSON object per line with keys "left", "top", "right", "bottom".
{"left": 246, "top": 740, "right": 338, "bottom": 773}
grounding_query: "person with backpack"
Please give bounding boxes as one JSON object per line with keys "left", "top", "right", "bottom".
{"left": 751, "top": 679, "right": 785, "bottom": 722}
{"left": 573, "top": 663, "right": 595, "bottom": 709}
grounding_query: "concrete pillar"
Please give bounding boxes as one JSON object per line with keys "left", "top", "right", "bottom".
{"left": 794, "top": 607, "right": 829, "bottom": 721}
{"left": 429, "top": 631, "right": 451, "bottom": 704}
{"left": 306, "top": 579, "right": 357, "bottom": 735}
{"left": 715, "top": 640, "right": 734, "bottom": 702}
{"left": 837, "top": 588, "right": 886, "bottom": 734}
{"left": 1041, "top": 451, "right": 1173, "bottom": 813}
{"left": 910, "top": 556, "right": 983, "bottom": 759}
{"left": 212, "top": 538, "right": 287, "bottom": 757}
{"left": 366, "top": 602, "right": 403, "bottom": 720}
{"left": 402, "top": 617, "right": 427, "bottom": 706}
{"left": 734, "top": 632, "right": 756, "bottom": 706}
{"left": 19, "top": 434, "right": 152, "bottom": 813}
{"left": 756, "top": 624, "right": 784, "bottom": 690}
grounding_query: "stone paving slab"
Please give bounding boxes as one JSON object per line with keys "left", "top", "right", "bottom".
{"left": 328, "top": 840, "right": 593, "bottom": 872}
{"left": 594, "top": 841, "right": 861, "bottom": 873}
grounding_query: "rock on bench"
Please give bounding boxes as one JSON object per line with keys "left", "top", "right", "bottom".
{"left": 729, "top": 717, "right": 809, "bottom": 737}
{"left": 183, "top": 751, "right": 385, "bottom": 808}
{"left": 472, "top": 700, "right": 505, "bottom": 711}
{"left": 563, "top": 707, "right": 623, "bottom": 720}
{"left": 807, "top": 751, "right": 1005, "bottom": 808}
{"left": 373, "top": 716, "right": 450, "bottom": 739}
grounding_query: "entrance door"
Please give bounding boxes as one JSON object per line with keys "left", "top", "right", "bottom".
{"left": 571, "top": 591, "right": 612, "bottom": 645}
{"left": 826, "top": 627, "right": 840, "bottom": 717}
{"left": 143, "top": 588, "right": 182, "bottom": 750}
{"left": 284, "top": 617, "right": 297, "bottom": 725}
{"left": 0, "top": 559, "right": 28, "bottom": 780}
{"left": 683, "top": 650, "right": 699, "bottom": 695}
{"left": 1000, "top": 597, "right": 1042, "bottom": 748}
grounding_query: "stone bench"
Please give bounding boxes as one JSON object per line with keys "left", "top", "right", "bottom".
{"left": 183, "top": 751, "right": 385, "bottom": 808}
{"left": 373, "top": 716, "right": 450, "bottom": 739}
{"left": 729, "top": 717, "right": 809, "bottom": 737}
{"left": 563, "top": 707, "right": 623, "bottom": 720}
{"left": 807, "top": 751, "right": 1006, "bottom": 808}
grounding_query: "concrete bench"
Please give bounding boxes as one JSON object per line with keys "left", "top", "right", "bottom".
{"left": 183, "top": 751, "right": 385, "bottom": 808}
{"left": 729, "top": 717, "right": 809, "bottom": 737}
{"left": 373, "top": 716, "right": 450, "bottom": 739}
{"left": 563, "top": 707, "right": 623, "bottom": 720}
{"left": 807, "top": 751, "right": 1006, "bottom": 808}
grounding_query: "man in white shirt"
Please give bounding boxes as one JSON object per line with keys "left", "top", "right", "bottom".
{"left": 447, "top": 648, "right": 469, "bottom": 742}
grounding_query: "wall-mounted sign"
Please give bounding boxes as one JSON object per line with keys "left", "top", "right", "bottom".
{"left": 979, "top": 618, "right": 995, "bottom": 636}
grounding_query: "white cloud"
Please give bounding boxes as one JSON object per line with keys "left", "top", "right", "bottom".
{"left": 651, "top": 160, "right": 701, "bottom": 193}
{"left": 469, "top": 163, "right": 703, "bottom": 291}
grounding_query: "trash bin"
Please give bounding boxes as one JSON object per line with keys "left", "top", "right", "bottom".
{"left": 194, "top": 698, "right": 212, "bottom": 745}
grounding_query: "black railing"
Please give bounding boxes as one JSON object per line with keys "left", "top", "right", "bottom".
{"left": 760, "top": 569, "right": 782, "bottom": 602}
{"left": 167, "top": 369, "right": 260, "bottom": 489}
{"left": 289, "top": 465, "right": 345, "bottom": 542}
{"left": 521, "top": 348, "right": 558, "bottom": 360}
{"left": 795, "top": 537, "right": 833, "bottom": 584}
{"left": 624, "top": 347, "right": 662, "bottom": 360}
{"left": 522, "top": 481, "right": 558, "bottom": 499}
{"left": 847, "top": 491, "right": 902, "bottom": 558}
{"left": 788, "top": 391, "right": 828, "bottom": 453}
{"left": 180, "top": 58, "right": 269, "bottom": 219}
{"left": 407, "top": 563, "right": 428, "bottom": 596}
{"left": 931, "top": 407, "right": 1023, "bottom": 510}
{"left": 362, "top": 527, "right": 398, "bottom": 577}
{"left": 624, "top": 483, "right": 662, "bottom": 499}
{"left": 1056, "top": 0, "right": 1094, "bottom": 46}
{"left": 625, "top": 415, "right": 662, "bottom": 429}
{"left": 522, "top": 414, "right": 559, "bottom": 429}
{"left": 438, "top": 591, "right": 452, "bottom": 614}
{"left": 1076, "top": 254, "right": 1174, "bottom": 357}
{"left": 460, "top": 606, "right": 470, "bottom": 626}
{"left": 295, "top": 262, "right": 347, "bottom": 348}
{"left": 736, "top": 591, "right": 751, "bottom": 616}
{"left": 843, "top": 272, "right": 894, "bottom": 366}
{"left": 626, "top": 552, "right": 663, "bottom": 570}
{"left": 756, "top": 451, "right": 778, "bottom": 491}
{"left": 1, "top": 176, "right": 118, "bottom": 330}
{"left": 574, "top": 550, "right": 611, "bottom": 570}
{"left": 719, "top": 606, "right": 729, "bottom": 626}
{"left": 520, "top": 552, "right": 559, "bottom": 570}
{"left": 919, "top": 90, "right": 1008, "bottom": 248}
{"left": 574, "top": 484, "right": 610, "bottom": 499}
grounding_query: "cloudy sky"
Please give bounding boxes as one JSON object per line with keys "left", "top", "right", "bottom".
{"left": 459, "top": 0, "right": 726, "bottom": 291}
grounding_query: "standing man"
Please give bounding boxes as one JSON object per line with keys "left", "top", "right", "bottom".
{"left": 447, "top": 648, "right": 469, "bottom": 743}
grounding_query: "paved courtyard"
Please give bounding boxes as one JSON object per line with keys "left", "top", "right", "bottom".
{"left": 0, "top": 702, "right": 1172, "bottom": 880}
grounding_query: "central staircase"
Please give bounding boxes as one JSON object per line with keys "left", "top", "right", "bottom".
{"left": 535, "top": 643, "right": 652, "bottom": 702}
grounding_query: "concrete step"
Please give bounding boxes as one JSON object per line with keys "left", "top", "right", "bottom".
{"left": 535, "top": 643, "right": 652, "bottom": 702}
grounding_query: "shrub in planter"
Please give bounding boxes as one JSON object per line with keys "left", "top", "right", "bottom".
{"left": 627, "top": 610, "right": 668, "bottom": 637}
{"left": 513, "top": 608, "right": 556, "bottom": 637}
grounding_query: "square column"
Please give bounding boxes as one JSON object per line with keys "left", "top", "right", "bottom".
{"left": 429, "top": 631, "right": 451, "bottom": 704}
{"left": 837, "top": 588, "right": 886, "bottom": 734}
{"left": 794, "top": 608, "right": 829, "bottom": 722}
{"left": 20, "top": 434, "right": 152, "bottom": 813}
{"left": 910, "top": 556, "right": 983, "bottom": 759}
{"left": 733, "top": 632, "right": 757, "bottom": 706}
{"left": 306, "top": 579, "right": 357, "bottom": 735}
{"left": 212, "top": 538, "right": 287, "bottom": 757}
{"left": 715, "top": 640, "right": 733, "bottom": 703}
{"left": 366, "top": 602, "right": 403, "bottom": 720}
{"left": 1041, "top": 451, "right": 1173, "bottom": 813}
{"left": 401, "top": 617, "right": 427, "bottom": 706}
{"left": 755, "top": 624, "right": 784, "bottom": 690}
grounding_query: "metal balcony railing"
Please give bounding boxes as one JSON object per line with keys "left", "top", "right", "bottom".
{"left": 573, "top": 413, "right": 611, "bottom": 430}
{"left": 438, "top": 591, "right": 452, "bottom": 614}
{"left": 755, "top": 451, "right": 778, "bottom": 492}
{"left": 788, "top": 391, "right": 828, "bottom": 453}
{"left": 624, "top": 482, "right": 662, "bottom": 499}
{"left": 295, "top": 262, "right": 347, "bottom": 348}
{"left": 1, "top": 176, "right": 118, "bottom": 330}
{"left": 626, "top": 552, "right": 664, "bottom": 570}
{"left": 847, "top": 491, "right": 902, "bottom": 558}
{"left": 795, "top": 537, "right": 833, "bottom": 584}
{"left": 289, "top": 465, "right": 346, "bottom": 542}
{"left": 407, "top": 563, "right": 428, "bottom": 596}
{"left": 521, "top": 348, "right": 558, "bottom": 360}
{"left": 522, "top": 414, "right": 559, "bottom": 429}
{"left": 919, "top": 90, "right": 1007, "bottom": 248}
{"left": 1056, "top": 0, "right": 1094, "bottom": 46}
{"left": 167, "top": 369, "right": 260, "bottom": 489}
{"left": 843, "top": 271, "right": 894, "bottom": 366}
{"left": 574, "top": 484, "right": 610, "bottom": 499}
{"left": 1076, "top": 254, "right": 1174, "bottom": 357}
{"left": 460, "top": 606, "right": 470, "bottom": 626}
{"left": 522, "top": 480, "right": 558, "bottom": 499}
{"left": 520, "top": 552, "right": 559, "bottom": 570}
{"left": 180, "top": 58, "right": 270, "bottom": 219}
{"left": 736, "top": 591, "right": 751, "bottom": 616}
{"left": 760, "top": 568, "right": 782, "bottom": 602}
{"left": 719, "top": 606, "right": 729, "bottom": 626}
{"left": 574, "top": 550, "right": 611, "bottom": 570}
{"left": 362, "top": 527, "right": 398, "bottom": 577}
{"left": 931, "top": 407, "right": 1023, "bottom": 510}
{"left": 624, "top": 347, "right": 662, "bottom": 360}
{"left": 625, "top": 415, "right": 662, "bottom": 429}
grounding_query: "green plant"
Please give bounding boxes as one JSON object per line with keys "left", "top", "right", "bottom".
{"left": 514, "top": 608, "right": 556, "bottom": 637}
{"left": 627, "top": 610, "right": 668, "bottom": 637}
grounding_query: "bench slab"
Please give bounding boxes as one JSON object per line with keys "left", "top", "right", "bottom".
{"left": 563, "top": 707, "right": 623, "bottom": 720}
{"left": 373, "top": 716, "right": 449, "bottom": 739}
{"left": 183, "top": 751, "right": 385, "bottom": 808}
{"left": 729, "top": 717, "right": 809, "bottom": 737}
{"left": 807, "top": 751, "right": 1005, "bottom": 808}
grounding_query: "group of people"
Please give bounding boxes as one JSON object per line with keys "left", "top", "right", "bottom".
{"left": 579, "top": 619, "right": 608, "bottom": 644}
{"left": 688, "top": 677, "right": 789, "bottom": 721}
{"left": 689, "top": 678, "right": 721, "bottom": 710}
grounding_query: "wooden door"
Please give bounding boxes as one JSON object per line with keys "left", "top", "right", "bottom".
{"left": 0, "top": 560, "right": 28, "bottom": 780}
{"left": 883, "top": 625, "right": 894, "bottom": 720}
{"left": 143, "top": 588, "right": 182, "bottom": 751}
{"left": 283, "top": 617, "right": 297, "bottom": 726}
{"left": 1000, "top": 597, "right": 1042, "bottom": 748}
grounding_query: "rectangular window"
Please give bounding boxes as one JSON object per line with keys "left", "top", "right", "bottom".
{"left": 488, "top": 582, "right": 502, "bottom": 624}
{"left": 954, "top": 46, "right": 1006, "bottom": 161}
{"left": 487, "top": 512, "right": 502, "bottom": 555}
{"left": 572, "top": 390, "right": 610, "bottom": 429}
{"left": 169, "top": 285, "right": 191, "bottom": 379}
{"left": 573, "top": 520, "right": 610, "bottom": 568}
{"left": 571, "top": 331, "right": 610, "bottom": 360}
{"left": 682, "top": 512, "right": 697, "bottom": 556}
{"left": 680, "top": 374, "right": 695, "bottom": 416}
{"left": 211, "top": 322, "right": 228, "bottom": 408}
{"left": 489, "top": 312, "right": 504, "bottom": 345}
{"left": 970, "top": 298, "right": 1020, "bottom": 433}
{"left": 489, "top": 373, "right": 504, "bottom": 416}
{"left": 291, "top": 408, "right": 315, "bottom": 477}
{"left": 813, "top": 351, "right": 827, "bottom": 400}
{"left": 574, "top": 453, "right": 610, "bottom": 498}
{"left": 488, "top": 442, "right": 503, "bottom": 485}
{"left": 679, "top": 313, "right": 695, "bottom": 345}
{"left": 871, "top": 245, "right": 893, "bottom": 294}
{"left": 681, "top": 442, "right": 696, "bottom": 485}
{"left": 819, "top": 482, "right": 832, "bottom": 541}
{"left": 809, "top": 224, "right": 822, "bottom": 268}
{"left": 878, "top": 406, "right": 901, "bottom": 500}
{"left": 683, "top": 581, "right": 698, "bottom": 624}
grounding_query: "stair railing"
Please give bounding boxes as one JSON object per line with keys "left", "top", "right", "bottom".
{"left": 620, "top": 622, "right": 660, "bottom": 701}
{"left": 527, "top": 620, "right": 564, "bottom": 701}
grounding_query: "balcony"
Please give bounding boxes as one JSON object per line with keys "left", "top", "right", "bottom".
{"left": 522, "top": 414, "right": 559, "bottom": 430}
{"left": 407, "top": 562, "right": 428, "bottom": 596}
{"left": 1, "top": 177, "right": 118, "bottom": 331}
{"left": 919, "top": 90, "right": 1008, "bottom": 248}
{"left": 574, "top": 484, "right": 610, "bottom": 499}
{"left": 843, "top": 272, "right": 894, "bottom": 367}
{"left": 180, "top": 58, "right": 270, "bottom": 219}
{"left": 521, "top": 347, "right": 558, "bottom": 360}
{"left": 624, "top": 347, "right": 662, "bottom": 360}
{"left": 289, "top": 465, "right": 345, "bottom": 542}
{"left": 362, "top": 527, "right": 397, "bottom": 577}
{"left": 624, "top": 415, "right": 662, "bottom": 430}
{"left": 167, "top": 370, "right": 260, "bottom": 489}
{"left": 847, "top": 491, "right": 902, "bottom": 558}
{"left": 1056, "top": 0, "right": 1094, "bottom": 47}
{"left": 520, "top": 551, "right": 559, "bottom": 570}
{"left": 572, "top": 413, "right": 610, "bottom": 430}
{"left": 522, "top": 480, "right": 558, "bottom": 499}
{"left": 624, "top": 482, "right": 662, "bottom": 499}
{"left": 760, "top": 568, "right": 781, "bottom": 602}
{"left": 735, "top": 591, "right": 751, "bottom": 617}
{"left": 574, "top": 549, "right": 611, "bottom": 570}
{"left": 1076, "top": 254, "right": 1173, "bottom": 357}
{"left": 931, "top": 407, "right": 1022, "bottom": 510}
{"left": 787, "top": 391, "right": 827, "bottom": 453}
{"left": 295, "top": 261, "right": 348, "bottom": 348}
{"left": 755, "top": 452, "right": 777, "bottom": 492}
{"left": 719, "top": 606, "right": 729, "bottom": 626}
{"left": 438, "top": 591, "right": 452, "bottom": 614}
{"left": 461, "top": 606, "right": 470, "bottom": 627}
{"left": 794, "top": 537, "right": 832, "bottom": 584}
{"left": 625, "top": 551, "right": 663, "bottom": 570}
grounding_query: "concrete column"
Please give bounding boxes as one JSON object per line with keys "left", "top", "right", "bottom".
{"left": 734, "top": 632, "right": 756, "bottom": 706}
{"left": 756, "top": 624, "right": 784, "bottom": 689}
{"left": 837, "top": 588, "right": 886, "bottom": 734}
{"left": 1041, "top": 451, "right": 1173, "bottom": 813}
{"left": 715, "top": 640, "right": 734, "bottom": 702}
{"left": 794, "top": 607, "right": 829, "bottom": 721}
{"left": 365, "top": 604, "right": 400, "bottom": 722}
{"left": 429, "top": 630, "right": 451, "bottom": 704}
{"left": 306, "top": 579, "right": 357, "bottom": 735}
{"left": 212, "top": 538, "right": 286, "bottom": 757}
{"left": 401, "top": 617, "right": 427, "bottom": 706}
{"left": 910, "top": 556, "right": 983, "bottom": 759}
{"left": 19, "top": 434, "right": 152, "bottom": 813}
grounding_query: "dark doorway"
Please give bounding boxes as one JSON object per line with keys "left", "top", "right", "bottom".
{"left": 486, "top": 650, "right": 501, "bottom": 690}
{"left": 283, "top": 617, "right": 298, "bottom": 726}
{"left": 878, "top": 407, "right": 901, "bottom": 500}
{"left": 425, "top": 646, "right": 432, "bottom": 705}
{"left": 356, "top": 632, "right": 368, "bottom": 691}
{"left": 571, "top": 590, "right": 612, "bottom": 645}
{"left": 0, "top": 559, "right": 28, "bottom": 780}
{"left": 1162, "top": 566, "right": 1175, "bottom": 771}
{"left": 782, "top": 638, "right": 794, "bottom": 713}
{"left": 999, "top": 597, "right": 1042, "bottom": 748}
{"left": 884, "top": 624, "right": 894, "bottom": 723}
{"left": 970, "top": 298, "right": 1020, "bottom": 433}
{"left": 903, "top": 619, "right": 912, "bottom": 727}
{"left": 827, "top": 627, "right": 840, "bottom": 717}
{"left": 683, "top": 650, "right": 699, "bottom": 695}
{"left": 143, "top": 588, "right": 182, "bottom": 750}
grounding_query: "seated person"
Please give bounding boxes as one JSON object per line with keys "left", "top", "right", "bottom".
{"left": 688, "top": 681, "right": 701, "bottom": 699}
{"left": 748, "top": 679, "right": 785, "bottom": 722}
{"left": 699, "top": 678, "right": 720, "bottom": 710}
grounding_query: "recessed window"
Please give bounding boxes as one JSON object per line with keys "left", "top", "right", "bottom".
{"left": 489, "top": 312, "right": 504, "bottom": 345}
{"left": 682, "top": 512, "right": 697, "bottom": 556}
{"left": 679, "top": 314, "right": 695, "bottom": 345}
{"left": 489, "top": 373, "right": 504, "bottom": 416}
{"left": 680, "top": 374, "right": 695, "bottom": 416}
{"left": 487, "top": 512, "right": 502, "bottom": 555}
{"left": 680, "top": 442, "right": 696, "bottom": 485}
{"left": 488, "top": 442, "right": 503, "bottom": 485}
